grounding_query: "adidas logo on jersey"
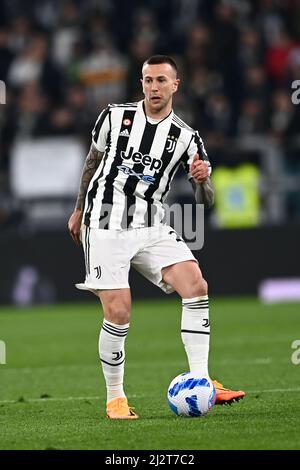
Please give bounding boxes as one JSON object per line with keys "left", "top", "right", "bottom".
{"left": 119, "top": 129, "right": 130, "bottom": 137}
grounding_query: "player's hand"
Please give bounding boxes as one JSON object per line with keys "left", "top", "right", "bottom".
{"left": 68, "top": 209, "right": 83, "bottom": 246}
{"left": 190, "top": 154, "right": 209, "bottom": 183}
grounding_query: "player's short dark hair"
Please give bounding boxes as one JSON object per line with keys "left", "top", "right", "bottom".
{"left": 143, "top": 55, "right": 178, "bottom": 76}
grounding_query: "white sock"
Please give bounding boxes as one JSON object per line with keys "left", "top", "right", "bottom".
{"left": 181, "top": 295, "right": 210, "bottom": 378}
{"left": 99, "top": 319, "right": 129, "bottom": 403}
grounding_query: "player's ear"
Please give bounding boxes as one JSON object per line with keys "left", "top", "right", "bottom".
{"left": 173, "top": 78, "right": 180, "bottom": 92}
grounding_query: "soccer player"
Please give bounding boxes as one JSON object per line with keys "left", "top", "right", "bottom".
{"left": 68, "top": 55, "right": 245, "bottom": 419}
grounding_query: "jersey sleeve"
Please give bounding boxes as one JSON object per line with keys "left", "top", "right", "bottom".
{"left": 91, "top": 107, "right": 110, "bottom": 152}
{"left": 183, "top": 131, "right": 211, "bottom": 179}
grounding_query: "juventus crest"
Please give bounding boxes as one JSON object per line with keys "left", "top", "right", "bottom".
{"left": 166, "top": 135, "right": 177, "bottom": 153}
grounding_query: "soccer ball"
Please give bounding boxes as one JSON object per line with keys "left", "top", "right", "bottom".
{"left": 167, "top": 372, "right": 216, "bottom": 417}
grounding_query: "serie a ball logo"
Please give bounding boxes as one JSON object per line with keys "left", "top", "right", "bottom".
{"left": 167, "top": 372, "right": 216, "bottom": 417}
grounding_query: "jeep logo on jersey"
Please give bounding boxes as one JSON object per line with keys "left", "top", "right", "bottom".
{"left": 120, "top": 146, "right": 162, "bottom": 172}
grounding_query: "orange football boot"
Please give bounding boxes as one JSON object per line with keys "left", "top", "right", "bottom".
{"left": 212, "top": 380, "right": 246, "bottom": 405}
{"left": 106, "top": 397, "right": 139, "bottom": 419}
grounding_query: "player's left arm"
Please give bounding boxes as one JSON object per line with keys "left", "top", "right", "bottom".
{"left": 187, "top": 131, "right": 214, "bottom": 209}
{"left": 190, "top": 154, "right": 214, "bottom": 209}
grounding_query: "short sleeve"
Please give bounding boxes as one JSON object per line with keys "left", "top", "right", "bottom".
{"left": 92, "top": 107, "right": 110, "bottom": 152}
{"left": 184, "top": 131, "right": 211, "bottom": 178}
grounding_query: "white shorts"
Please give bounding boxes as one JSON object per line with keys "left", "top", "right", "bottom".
{"left": 76, "top": 224, "right": 197, "bottom": 294}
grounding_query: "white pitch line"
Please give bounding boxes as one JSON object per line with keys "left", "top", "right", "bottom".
{"left": 248, "top": 388, "right": 300, "bottom": 394}
{"left": 1, "top": 389, "right": 300, "bottom": 405}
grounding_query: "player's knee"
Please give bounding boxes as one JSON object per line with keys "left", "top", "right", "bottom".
{"left": 189, "top": 276, "right": 208, "bottom": 298}
{"left": 201, "top": 277, "right": 208, "bottom": 296}
{"left": 104, "top": 301, "right": 131, "bottom": 324}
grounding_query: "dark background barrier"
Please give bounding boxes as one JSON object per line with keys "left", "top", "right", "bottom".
{"left": 1, "top": 225, "right": 299, "bottom": 305}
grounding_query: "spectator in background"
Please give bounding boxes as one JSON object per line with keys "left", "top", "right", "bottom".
{"left": 0, "top": 28, "right": 14, "bottom": 81}
{"left": 2, "top": 81, "right": 49, "bottom": 142}
{"left": 237, "top": 28, "right": 264, "bottom": 75}
{"left": 199, "top": 91, "right": 232, "bottom": 167}
{"left": 237, "top": 97, "right": 267, "bottom": 136}
{"left": 52, "top": 1, "right": 82, "bottom": 67}
{"left": 265, "top": 29, "right": 300, "bottom": 86}
{"left": 7, "top": 16, "right": 32, "bottom": 55}
{"left": 211, "top": 2, "right": 239, "bottom": 78}
{"left": 204, "top": 91, "right": 232, "bottom": 135}
{"left": 47, "top": 85, "right": 90, "bottom": 137}
{"left": 132, "top": 7, "right": 160, "bottom": 50}
{"left": 269, "top": 89, "right": 299, "bottom": 144}
{"left": 8, "top": 34, "right": 65, "bottom": 104}
{"left": 257, "top": 0, "right": 287, "bottom": 47}
{"left": 242, "top": 65, "right": 270, "bottom": 108}
{"left": 78, "top": 24, "right": 127, "bottom": 111}
{"left": 185, "top": 23, "right": 216, "bottom": 72}
{"left": 189, "top": 66, "right": 218, "bottom": 104}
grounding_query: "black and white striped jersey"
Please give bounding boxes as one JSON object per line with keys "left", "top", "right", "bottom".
{"left": 84, "top": 100, "right": 211, "bottom": 229}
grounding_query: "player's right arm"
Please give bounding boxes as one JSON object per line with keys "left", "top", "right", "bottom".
{"left": 68, "top": 106, "right": 110, "bottom": 245}
{"left": 68, "top": 143, "right": 104, "bottom": 245}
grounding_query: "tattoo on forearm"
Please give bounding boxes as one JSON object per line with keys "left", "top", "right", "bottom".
{"left": 191, "top": 178, "right": 214, "bottom": 209}
{"left": 75, "top": 144, "right": 104, "bottom": 210}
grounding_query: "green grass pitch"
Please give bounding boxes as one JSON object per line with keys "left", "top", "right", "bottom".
{"left": 0, "top": 297, "right": 300, "bottom": 450}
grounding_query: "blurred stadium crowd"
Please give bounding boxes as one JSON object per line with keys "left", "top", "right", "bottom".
{"left": 1, "top": 0, "right": 300, "bottom": 230}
